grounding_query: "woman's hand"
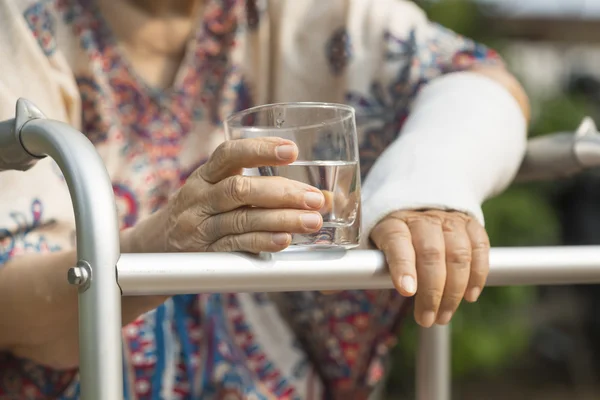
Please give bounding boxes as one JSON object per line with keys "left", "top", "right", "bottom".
{"left": 158, "top": 137, "right": 325, "bottom": 253}
{"left": 370, "top": 209, "right": 490, "bottom": 327}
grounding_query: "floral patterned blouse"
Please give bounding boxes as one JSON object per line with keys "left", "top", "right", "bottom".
{"left": 0, "top": 0, "right": 501, "bottom": 398}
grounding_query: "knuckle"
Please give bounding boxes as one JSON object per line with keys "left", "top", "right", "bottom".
{"left": 231, "top": 209, "right": 250, "bottom": 234}
{"left": 276, "top": 212, "right": 291, "bottom": 228}
{"left": 281, "top": 189, "right": 296, "bottom": 205}
{"left": 372, "top": 219, "right": 410, "bottom": 243}
{"left": 272, "top": 177, "right": 292, "bottom": 198}
{"left": 173, "top": 184, "right": 196, "bottom": 211}
{"left": 217, "top": 140, "right": 234, "bottom": 155}
{"left": 249, "top": 233, "right": 265, "bottom": 252}
{"left": 255, "top": 140, "right": 272, "bottom": 158}
{"left": 378, "top": 241, "right": 414, "bottom": 263}
{"left": 378, "top": 232, "right": 409, "bottom": 252}
{"left": 210, "top": 142, "right": 231, "bottom": 165}
{"left": 382, "top": 221, "right": 411, "bottom": 237}
{"left": 472, "top": 263, "right": 490, "bottom": 277}
{"left": 277, "top": 177, "right": 300, "bottom": 196}
{"left": 228, "top": 175, "right": 252, "bottom": 203}
{"left": 193, "top": 162, "right": 209, "bottom": 181}
{"left": 230, "top": 235, "right": 243, "bottom": 250}
{"left": 442, "top": 217, "right": 464, "bottom": 233}
{"left": 418, "top": 246, "right": 444, "bottom": 264}
{"left": 195, "top": 216, "right": 216, "bottom": 242}
{"left": 200, "top": 189, "right": 219, "bottom": 214}
{"left": 472, "top": 237, "right": 491, "bottom": 252}
{"left": 388, "top": 254, "right": 415, "bottom": 269}
{"left": 447, "top": 246, "right": 472, "bottom": 266}
{"left": 218, "top": 235, "right": 240, "bottom": 252}
{"left": 421, "top": 287, "right": 444, "bottom": 306}
{"left": 406, "top": 213, "right": 443, "bottom": 227}
{"left": 442, "top": 292, "right": 464, "bottom": 305}
{"left": 167, "top": 210, "right": 201, "bottom": 250}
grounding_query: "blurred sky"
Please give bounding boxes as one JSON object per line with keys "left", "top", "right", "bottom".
{"left": 477, "top": 0, "right": 600, "bottom": 19}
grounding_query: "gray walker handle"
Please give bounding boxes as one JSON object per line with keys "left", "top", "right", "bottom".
{"left": 0, "top": 99, "right": 122, "bottom": 399}
{"left": 3, "top": 98, "right": 600, "bottom": 400}
{"left": 516, "top": 117, "right": 600, "bottom": 183}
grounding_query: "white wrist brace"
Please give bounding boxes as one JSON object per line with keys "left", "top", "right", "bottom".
{"left": 360, "top": 71, "right": 527, "bottom": 247}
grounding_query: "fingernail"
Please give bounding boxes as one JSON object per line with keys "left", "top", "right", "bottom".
{"left": 276, "top": 144, "right": 296, "bottom": 160}
{"left": 304, "top": 192, "right": 324, "bottom": 209}
{"left": 300, "top": 213, "right": 321, "bottom": 229}
{"left": 400, "top": 275, "right": 416, "bottom": 295}
{"left": 466, "top": 286, "right": 481, "bottom": 302}
{"left": 437, "top": 311, "right": 453, "bottom": 325}
{"left": 272, "top": 233, "right": 290, "bottom": 246}
{"left": 421, "top": 311, "right": 436, "bottom": 328}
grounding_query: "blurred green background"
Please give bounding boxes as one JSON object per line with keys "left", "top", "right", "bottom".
{"left": 386, "top": 0, "right": 597, "bottom": 396}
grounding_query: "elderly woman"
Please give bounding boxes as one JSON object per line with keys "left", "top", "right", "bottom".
{"left": 0, "top": 0, "right": 529, "bottom": 398}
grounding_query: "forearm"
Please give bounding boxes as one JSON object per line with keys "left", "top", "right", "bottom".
{"left": 361, "top": 70, "right": 529, "bottom": 243}
{"left": 470, "top": 65, "right": 531, "bottom": 122}
{"left": 0, "top": 217, "right": 168, "bottom": 367}
{"left": 0, "top": 251, "right": 76, "bottom": 350}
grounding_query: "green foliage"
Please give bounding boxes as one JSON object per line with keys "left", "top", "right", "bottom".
{"left": 529, "top": 94, "right": 593, "bottom": 137}
{"left": 484, "top": 186, "right": 560, "bottom": 247}
{"left": 418, "top": 0, "right": 485, "bottom": 39}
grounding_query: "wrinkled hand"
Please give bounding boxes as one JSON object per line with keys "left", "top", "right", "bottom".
{"left": 9, "top": 137, "right": 329, "bottom": 370}
{"left": 371, "top": 210, "right": 490, "bottom": 327}
{"left": 162, "top": 137, "right": 325, "bottom": 253}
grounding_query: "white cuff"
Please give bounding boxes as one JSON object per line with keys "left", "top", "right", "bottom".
{"left": 360, "top": 71, "right": 527, "bottom": 248}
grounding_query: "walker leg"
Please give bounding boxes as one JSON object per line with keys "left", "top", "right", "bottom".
{"left": 20, "top": 114, "right": 124, "bottom": 400}
{"left": 416, "top": 324, "right": 451, "bottom": 400}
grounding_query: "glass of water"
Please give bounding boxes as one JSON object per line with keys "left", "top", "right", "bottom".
{"left": 224, "top": 102, "right": 361, "bottom": 250}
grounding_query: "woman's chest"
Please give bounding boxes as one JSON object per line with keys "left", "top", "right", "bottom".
{"left": 95, "top": 118, "right": 225, "bottom": 229}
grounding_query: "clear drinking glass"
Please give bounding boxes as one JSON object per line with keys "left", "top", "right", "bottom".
{"left": 224, "top": 103, "right": 361, "bottom": 250}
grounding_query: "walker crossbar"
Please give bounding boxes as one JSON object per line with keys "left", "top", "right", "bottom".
{"left": 116, "top": 246, "right": 600, "bottom": 295}
{"left": 3, "top": 98, "right": 600, "bottom": 400}
{"left": 115, "top": 248, "right": 600, "bottom": 400}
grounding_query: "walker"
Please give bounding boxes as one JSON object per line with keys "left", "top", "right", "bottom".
{"left": 2, "top": 98, "right": 600, "bottom": 400}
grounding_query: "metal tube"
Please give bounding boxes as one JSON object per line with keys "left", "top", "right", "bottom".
{"left": 20, "top": 119, "right": 123, "bottom": 400}
{"left": 118, "top": 250, "right": 387, "bottom": 295}
{"left": 417, "top": 325, "right": 450, "bottom": 400}
{"left": 117, "top": 246, "right": 600, "bottom": 295}
{"left": 117, "top": 245, "right": 600, "bottom": 400}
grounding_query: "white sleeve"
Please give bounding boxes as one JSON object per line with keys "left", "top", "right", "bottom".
{"left": 360, "top": 71, "right": 527, "bottom": 246}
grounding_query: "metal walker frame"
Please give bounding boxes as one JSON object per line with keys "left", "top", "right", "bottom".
{"left": 3, "top": 98, "right": 600, "bottom": 400}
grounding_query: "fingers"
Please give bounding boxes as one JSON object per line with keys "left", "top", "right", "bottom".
{"left": 409, "top": 215, "right": 446, "bottom": 328}
{"left": 199, "top": 138, "right": 298, "bottom": 183}
{"left": 464, "top": 219, "right": 490, "bottom": 303}
{"left": 436, "top": 217, "right": 471, "bottom": 325}
{"left": 372, "top": 210, "right": 489, "bottom": 328}
{"left": 198, "top": 175, "right": 324, "bottom": 214}
{"left": 370, "top": 217, "right": 417, "bottom": 297}
{"left": 202, "top": 208, "right": 323, "bottom": 240}
{"left": 207, "top": 232, "right": 293, "bottom": 253}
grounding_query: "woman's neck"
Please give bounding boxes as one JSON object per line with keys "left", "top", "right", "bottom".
{"left": 127, "top": 0, "right": 201, "bottom": 17}
{"left": 98, "top": 0, "right": 203, "bottom": 89}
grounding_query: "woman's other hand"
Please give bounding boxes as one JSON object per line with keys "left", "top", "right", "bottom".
{"left": 157, "top": 137, "right": 325, "bottom": 253}
{"left": 370, "top": 210, "right": 490, "bottom": 328}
